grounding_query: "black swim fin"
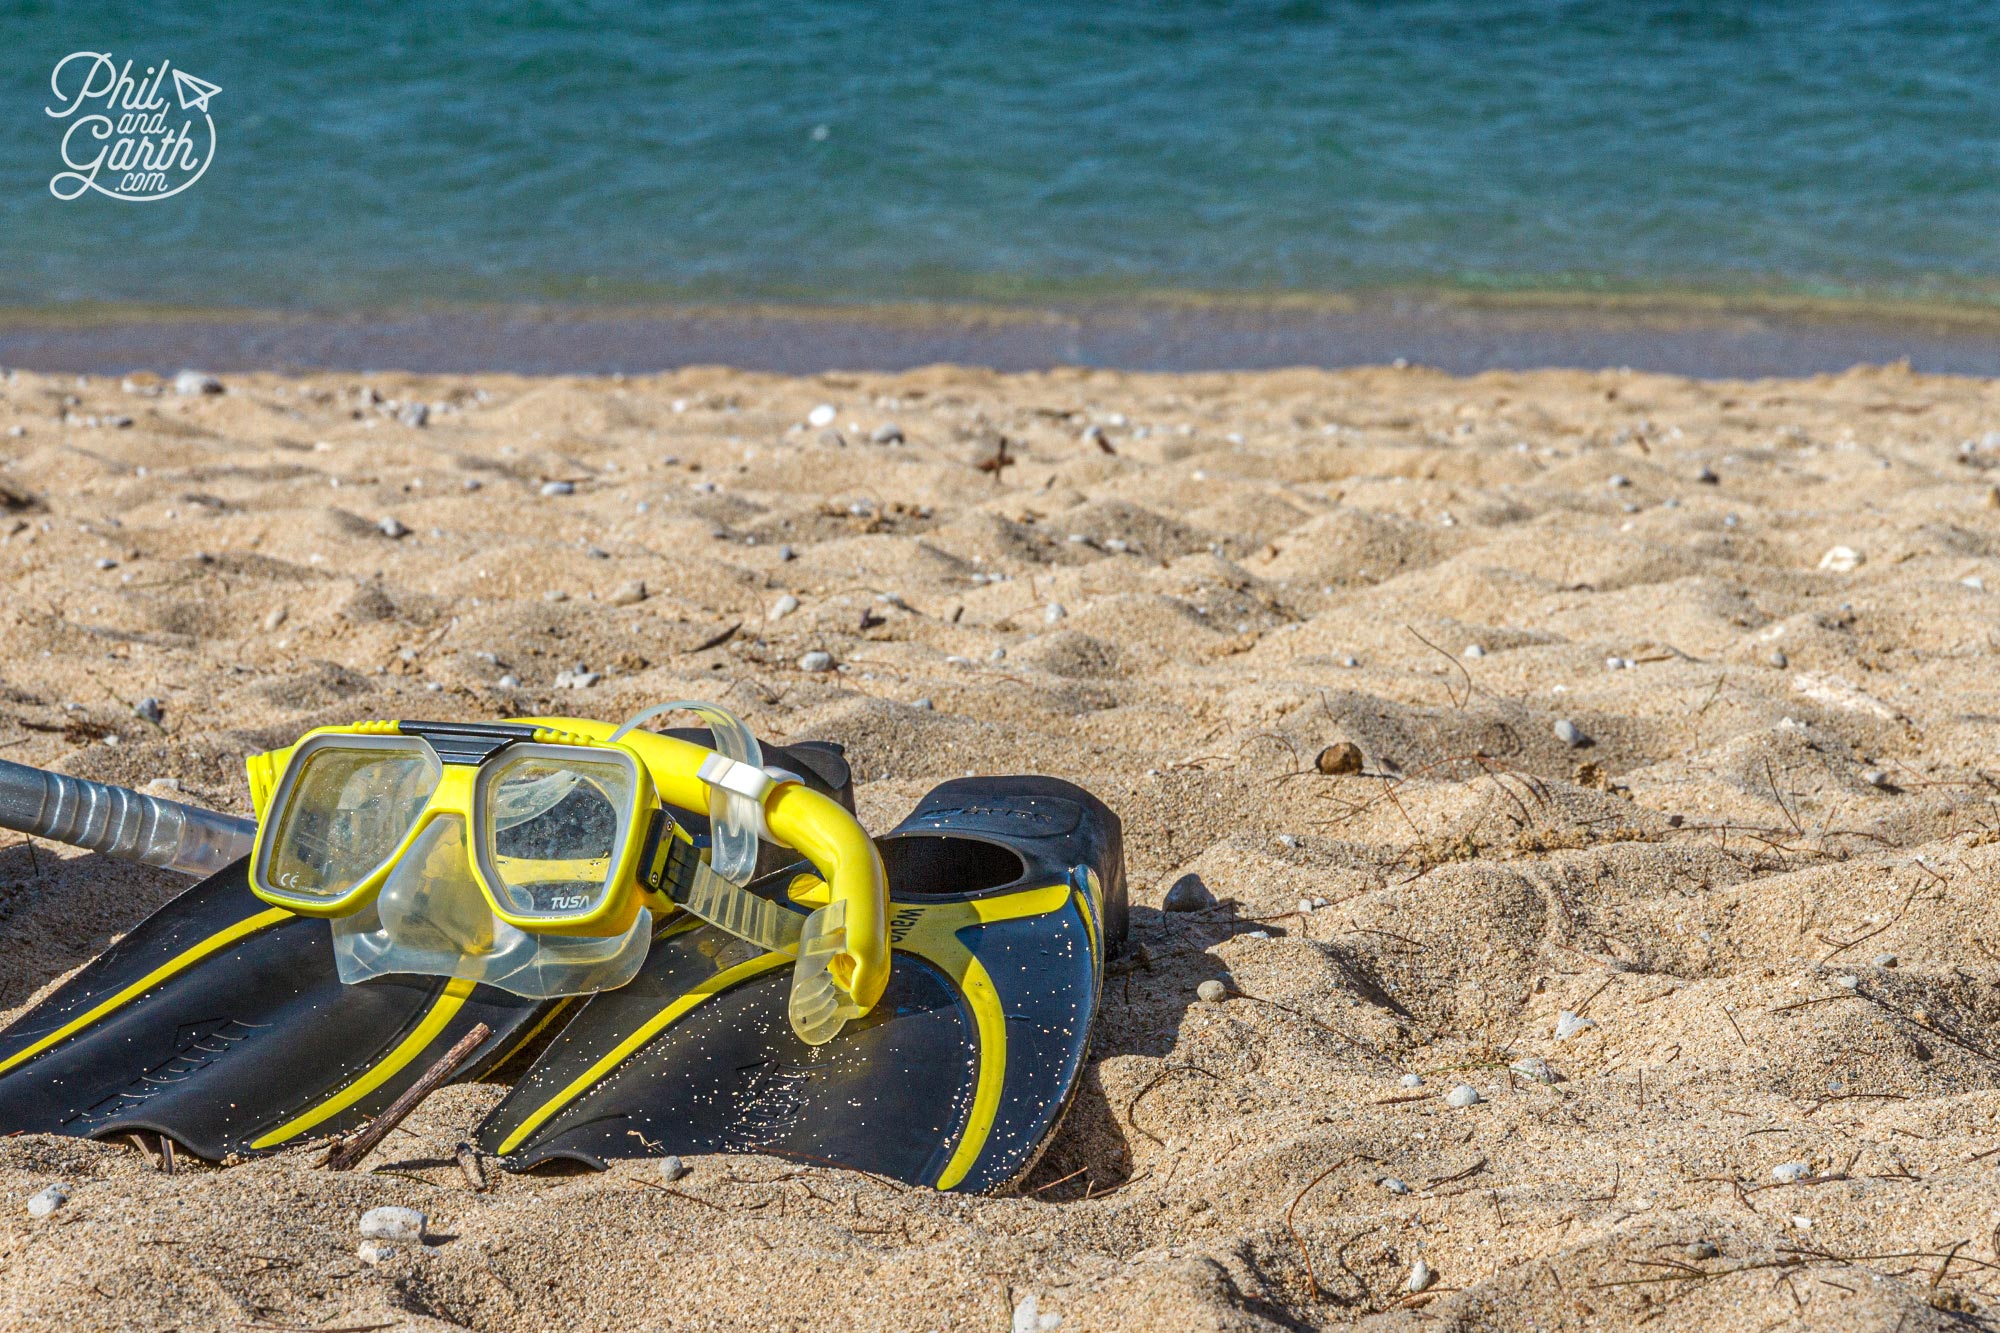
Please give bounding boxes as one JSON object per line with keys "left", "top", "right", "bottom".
{"left": 0, "top": 735, "right": 852, "bottom": 1160}
{"left": 476, "top": 776, "right": 1126, "bottom": 1193}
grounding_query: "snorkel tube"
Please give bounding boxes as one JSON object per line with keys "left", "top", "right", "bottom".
{"left": 0, "top": 757, "right": 253, "bottom": 876}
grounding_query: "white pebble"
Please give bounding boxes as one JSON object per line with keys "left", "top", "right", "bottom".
{"left": 1835, "top": 974, "right": 1859, "bottom": 989}
{"left": 1276, "top": 834, "right": 1299, "bottom": 849}
{"left": 358, "top": 1206, "right": 427, "bottom": 1242}
{"left": 378, "top": 516, "right": 409, "bottom": 539}
{"left": 25, "top": 1184, "right": 69, "bottom": 1217}
{"left": 911, "top": 697, "right": 933, "bottom": 710}
{"left": 1817, "top": 545, "right": 1863, "bottom": 573}
{"left": 607, "top": 580, "right": 647, "bottom": 606}
{"left": 541, "top": 480, "right": 575, "bottom": 497}
{"left": 173, "top": 369, "right": 222, "bottom": 396}
{"left": 799, "top": 650, "right": 834, "bottom": 672}
{"left": 356, "top": 1240, "right": 396, "bottom": 1265}
{"left": 1863, "top": 769, "right": 1890, "bottom": 788}
{"left": 1553, "top": 719, "right": 1586, "bottom": 747}
{"left": 1771, "top": 1161, "right": 1810, "bottom": 1184}
{"left": 807, "top": 404, "right": 837, "bottom": 428}
{"left": 1399, "top": 1073, "right": 1424, "bottom": 1088}
{"left": 497, "top": 673, "right": 520, "bottom": 689}
{"left": 1381, "top": 1176, "right": 1410, "bottom": 1195}
{"left": 1510, "top": 1056, "right": 1557, "bottom": 1084}
{"left": 1445, "top": 1084, "right": 1482, "bottom": 1108}
{"left": 1044, "top": 603, "right": 1067, "bottom": 623}
{"left": 870, "top": 423, "right": 904, "bottom": 444}
{"left": 1012, "top": 1293, "right": 1061, "bottom": 1333}
{"left": 768, "top": 593, "right": 800, "bottom": 621}
{"left": 1406, "top": 1260, "right": 1436, "bottom": 1293}
{"left": 1608, "top": 474, "right": 1631, "bottom": 488}
{"left": 778, "top": 544, "right": 796, "bottom": 561}
{"left": 135, "top": 696, "right": 164, "bottom": 724}
{"left": 1872, "top": 952, "right": 1898, "bottom": 968}
{"left": 1195, "top": 979, "right": 1228, "bottom": 1004}
{"left": 660, "top": 1155, "right": 690, "bottom": 1182}
{"left": 1463, "top": 644, "right": 1485, "bottom": 658}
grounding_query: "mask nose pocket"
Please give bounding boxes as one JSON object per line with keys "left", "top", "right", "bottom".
{"left": 376, "top": 816, "right": 502, "bottom": 956}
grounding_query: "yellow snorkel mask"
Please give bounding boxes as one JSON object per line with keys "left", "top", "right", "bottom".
{"left": 244, "top": 701, "right": 889, "bottom": 1044}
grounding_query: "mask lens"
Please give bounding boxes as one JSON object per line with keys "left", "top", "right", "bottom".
{"left": 480, "top": 752, "right": 634, "bottom": 917}
{"left": 264, "top": 743, "right": 438, "bottom": 901}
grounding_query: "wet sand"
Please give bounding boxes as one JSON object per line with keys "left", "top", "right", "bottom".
{"left": 2, "top": 361, "right": 2000, "bottom": 1330}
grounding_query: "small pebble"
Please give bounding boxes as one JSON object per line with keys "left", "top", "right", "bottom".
{"left": 1044, "top": 603, "right": 1067, "bottom": 624}
{"left": 911, "top": 698, "right": 933, "bottom": 710}
{"left": 1686, "top": 1240, "right": 1719, "bottom": 1260}
{"left": 1276, "top": 833, "right": 1299, "bottom": 849}
{"left": 1608, "top": 474, "right": 1631, "bottom": 488}
{"left": 396, "top": 402, "right": 429, "bottom": 428}
{"left": 806, "top": 404, "right": 837, "bottom": 428}
{"left": 1406, "top": 1260, "right": 1436, "bottom": 1293}
{"left": 1872, "top": 952, "right": 1898, "bottom": 968}
{"left": 1195, "top": 979, "right": 1229, "bottom": 1004}
{"left": 1723, "top": 513, "right": 1741, "bottom": 528}
{"left": 1772, "top": 1161, "right": 1811, "bottom": 1184}
{"left": 778, "top": 544, "right": 796, "bottom": 561}
{"left": 1863, "top": 769, "right": 1890, "bottom": 788}
{"left": 356, "top": 1240, "right": 396, "bottom": 1265}
{"left": 1463, "top": 643, "right": 1486, "bottom": 658}
{"left": 497, "top": 673, "right": 520, "bottom": 689}
{"left": 659, "top": 1155, "right": 690, "bottom": 1182}
{"left": 1553, "top": 718, "right": 1586, "bottom": 748}
{"left": 1445, "top": 1084, "right": 1482, "bottom": 1108}
{"left": 358, "top": 1206, "right": 427, "bottom": 1242}
{"left": 1818, "top": 545, "right": 1863, "bottom": 573}
{"left": 1380, "top": 1176, "right": 1410, "bottom": 1195}
{"left": 134, "top": 696, "right": 164, "bottom": 725}
{"left": 1315, "top": 741, "right": 1364, "bottom": 775}
{"left": 263, "top": 605, "right": 289, "bottom": 631}
{"left": 1080, "top": 424, "right": 1108, "bottom": 448}
{"left": 173, "top": 369, "right": 222, "bottom": 396}
{"left": 1835, "top": 974, "right": 1860, "bottom": 989}
{"left": 25, "top": 1184, "right": 69, "bottom": 1218}
{"left": 1398, "top": 1073, "right": 1424, "bottom": 1089}
{"left": 1340, "top": 655, "right": 1360, "bottom": 668}
{"left": 1510, "top": 1056, "right": 1558, "bottom": 1084}
{"left": 799, "top": 650, "right": 834, "bottom": 673}
{"left": 1554, "top": 1010, "right": 1596, "bottom": 1040}
{"left": 1770, "top": 649, "right": 1788, "bottom": 668}
{"left": 541, "top": 480, "right": 575, "bottom": 497}
{"left": 553, "top": 669, "right": 601, "bottom": 690}
{"left": 989, "top": 647, "right": 1007, "bottom": 662}
{"left": 607, "top": 580, "right": 647, "bottom": 606}
{"left": 869, "top": 423, "right": 904, "bottom": 444}
{"left": 1162, "top": 873, "right": 1215, "bottom": 912}
{"left": 95, "top": 557, "right": 118, "bottom": 570}
{"left": 1695, "top": 465, "right": 1719, "bottom": 484}
{"left": 768, "top": 594, "right": 799, "bottom": 621}
{"left": 818, "top": 429, "right": 846, "bottom": 448}
{"left": 377, "top": 516, "right": 409, "bottom": 539}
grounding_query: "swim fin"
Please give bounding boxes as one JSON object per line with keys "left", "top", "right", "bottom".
{"left": 0, "top": 735, "right": 852, "bottom": 1160}
{"left": 476, "top": 776, "right": 1126, "bottom": 1193}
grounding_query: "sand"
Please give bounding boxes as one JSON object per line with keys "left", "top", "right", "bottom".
{"left": 2, "top": 360, "right": 1999, "bottom": 1331}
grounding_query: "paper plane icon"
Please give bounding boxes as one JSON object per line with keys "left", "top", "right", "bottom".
{"left": 171, "top": 68, "right": 221, "bottom": 113}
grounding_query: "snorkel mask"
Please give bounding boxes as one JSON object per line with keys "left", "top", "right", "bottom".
{"left": 244, "top": 701, "right": 889, "bottom": 1044}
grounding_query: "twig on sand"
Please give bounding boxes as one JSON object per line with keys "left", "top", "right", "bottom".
{"left": 326, "top": 1023, "right": 491, "bottom": 1171}
{"left": 1285, "top": 1157, "right": 1351, "bottom": 1302}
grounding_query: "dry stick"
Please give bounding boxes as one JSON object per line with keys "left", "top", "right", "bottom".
{"left": 1285, "top": 1157, "right": 1351, "bottom": 1302}
{"left": 456, "top": 1142, "right": 489, "bottom": 1193}
{"left": 1404, "top": 625, "right": 1471, "bottom": 709}
{"left": 327, "top": 1023, "right": 492, "bottom": 1171}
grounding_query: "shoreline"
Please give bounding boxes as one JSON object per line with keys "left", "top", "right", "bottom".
{"left": 7, "top": 292, "right": 2000, "bottom": 379}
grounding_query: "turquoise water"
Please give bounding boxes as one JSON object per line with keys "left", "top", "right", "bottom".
{"left": 3, "top": 2, "right": 1998, "bottom": 313}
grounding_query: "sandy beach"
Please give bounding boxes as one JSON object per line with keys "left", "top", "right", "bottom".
{"left": 3, "top": 360, "right": 2000, "bottom": 1331}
